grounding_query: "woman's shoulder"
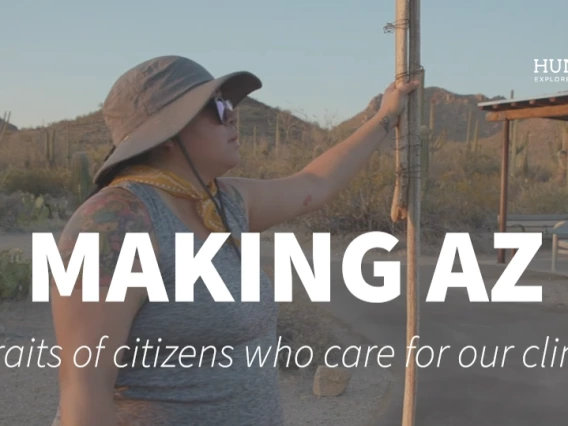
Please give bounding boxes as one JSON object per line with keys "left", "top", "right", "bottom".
{"left": 73, "top": 186, "right": 151, "bottom": 227}
{"left": 58, "top": 186, "right": 155, "bottom": 252}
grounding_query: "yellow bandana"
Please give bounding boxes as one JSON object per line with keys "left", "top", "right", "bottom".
{"left": 108, "top": 164, "right": 238, "bottom": 244}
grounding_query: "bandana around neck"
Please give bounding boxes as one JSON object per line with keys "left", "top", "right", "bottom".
{"left": 108, "top": 164, "right": 239, "bottom": 245}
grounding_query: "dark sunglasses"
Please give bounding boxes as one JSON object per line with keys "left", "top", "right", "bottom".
{"left": 208, "top": 96, "right": 234, "bottom": 124}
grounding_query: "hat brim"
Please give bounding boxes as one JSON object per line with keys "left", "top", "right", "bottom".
{"left": 93, "top": 70, "right": 262, "bottom": 185}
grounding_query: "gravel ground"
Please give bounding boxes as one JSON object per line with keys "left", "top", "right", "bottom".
{"left": 0, "top": 300, "right": 391, "bottom": 426}
{"left": 0, "top": 302, "right": 59, "bottom": 426}
{"left": 279, "top": 320, "right": 392, "bottom": 426}
{"left": 0, "top": 229, "right": 392, "bottom": 426}
{"left": 3, "top": 225, "right": 566, "bottom": 425}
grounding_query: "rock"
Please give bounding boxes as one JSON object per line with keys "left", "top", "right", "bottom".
{"left": 312, "top": 365, "right": 351, "bottom": 397}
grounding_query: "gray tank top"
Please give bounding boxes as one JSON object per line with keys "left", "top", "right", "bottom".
{"left": 51, "top": 182, "right": 284, "bottom": 426}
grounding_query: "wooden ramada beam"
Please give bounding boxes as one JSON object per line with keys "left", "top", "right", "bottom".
{"left": 485, "top": 104, "right": 568, "bottom": 121}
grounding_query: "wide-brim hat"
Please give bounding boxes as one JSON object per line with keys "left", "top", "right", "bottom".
{"left": 93, "top": 55, "right": 262, "bottom": 185}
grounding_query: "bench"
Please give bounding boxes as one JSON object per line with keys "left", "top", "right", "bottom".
{"left": 551, "top": 221, "right": 568, "bottom": 272}
{"left": 497, "top": 214, "right": 568, "bottom": 271}
{"left": 498, "top": 214, "right": 568, "bottom": 234}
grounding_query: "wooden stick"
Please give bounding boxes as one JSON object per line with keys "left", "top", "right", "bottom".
{"left": 402, "top": 0, "right": 421, "bottom": 425}
{"left": 390, "top": 0, "right": 409, "bottom": 223}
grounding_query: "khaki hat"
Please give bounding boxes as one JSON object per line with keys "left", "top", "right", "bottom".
{"left": 93, "top": 55, "right": 262, "bottom": 185}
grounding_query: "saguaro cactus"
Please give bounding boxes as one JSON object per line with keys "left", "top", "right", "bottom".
{"left": 510, "top": 128, "right": 528, "bottom": 177}
{"left": 71, "top": 151, "right": 93, "bottom": 205}
{"left": 466, "top": 119, "right": 479, "bottom": 153}
{"left": 0, "top": 111, "right": 11, "bottom": 144}
{"left": 420, "top": 100, "right": 446, "bottom": 186}
{"left": 521, "top": 133, "right": 530, "bottom": 179}
{"left": 252, "top": 125, "right": 257, "bottom": 156}
{"left": 472, "top": 119, "right": 479, "bottom": 152}
{"left": 62, "top": 126, "right": 71, "bottom": 167}
{"left": 44, "top": 128, "right": 57, "bottom": 168}
{"left": 465, "top": 111, "right": 472, "bottom": 144}
{"left": 275, "top": 112, "right": 280, "bottom": 155}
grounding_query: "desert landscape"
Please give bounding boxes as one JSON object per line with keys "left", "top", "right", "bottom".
{"left": 1, "top": 83, "right": 568, "bottom": 425}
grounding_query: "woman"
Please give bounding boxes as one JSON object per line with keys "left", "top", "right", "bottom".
{"left": 50, "top": 55, "right": 418, "bottom": 426}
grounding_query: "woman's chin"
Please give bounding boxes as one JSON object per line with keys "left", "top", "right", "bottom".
{"left": 218, "top": 155, "right": 241, "bottom": 174}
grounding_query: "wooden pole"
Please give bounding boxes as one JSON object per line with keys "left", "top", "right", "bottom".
{"left": 390, "top": 0, "right": 409, "bottom": 223}
{"left": 498, "top": 120, "right": 510, "bottom": 264}
{"left": 402, "top": 0, "right": 421, "bottom": 425}
{"left": 563, "top": 124, "right": 568, "bottom": 190}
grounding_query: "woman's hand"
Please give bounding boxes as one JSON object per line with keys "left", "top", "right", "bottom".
{"left": 221, "top": 77, "right": 421, "bottom": 233}
{"left": 376, "top": 79, "right": 421, "bottom": 129}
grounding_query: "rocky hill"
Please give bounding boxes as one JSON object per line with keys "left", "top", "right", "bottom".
{"left": 0, "top": 96, "right": 328, "bottom": 169}
{"left": 331, "top": 87, "right": 509, "bottom": 142}
{"left": 11, "top": 96, "right": 323, "bottom": 146}
{"left": 328, "top": 86, "right": 567, "bottom": 173}
{"left": 2, "top": 86, "right": 565, "bottom": 171}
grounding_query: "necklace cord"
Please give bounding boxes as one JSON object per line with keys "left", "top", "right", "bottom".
{"left": 174, "top": 137, "right": 242, "bottom": 260}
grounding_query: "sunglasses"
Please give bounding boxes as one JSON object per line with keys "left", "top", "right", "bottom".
{"left": 208, "top": 96, "right": 234, "bottom": 124}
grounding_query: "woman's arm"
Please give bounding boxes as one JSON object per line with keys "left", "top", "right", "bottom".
{"left": 220, "top": 79, "right": 419, "bottom": 233}
{"left": 51, "top": 188, "right": 156, "bottom": 426}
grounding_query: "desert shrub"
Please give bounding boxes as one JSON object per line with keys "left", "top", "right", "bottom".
{"left": 236, "top": 138, "right": 568, "bottom": 239}
{"left": 510, "top": 182, "right": 568, "bottom": 214}
{"left": 0, "top": 191, "right": 70, "bottom": 231}
{"left": 0, "top": 166, "right": 71, "bottom": 197}
{"left": 0, "top": 130, "right": 563, "bottom": 237}
{"left": 0, "top": 192, "right": 45, "bottom": 230}
{"left": 0, "top": 249, "right": 32, "bottom": 301}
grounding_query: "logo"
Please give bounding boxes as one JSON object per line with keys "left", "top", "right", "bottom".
{"left": 534, "top": 59, "right": 568, "bottom": 82}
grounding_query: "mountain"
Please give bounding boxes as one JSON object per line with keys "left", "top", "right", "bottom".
{"left": 326, "top": 86, "right": 568, "bottom": 178}
{"left": 331, "top": 87, "right": 508, "bottom": 142}
{"left": 0, "top": 96, "right": 328, "bottom": 170}
{"left": 2, "top": 86, "right": 564, "bottom": 171}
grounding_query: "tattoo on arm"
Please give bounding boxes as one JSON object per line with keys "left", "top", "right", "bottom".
{"left": 302, "top": 194, "right": 312, "bottom": 208}
{"left": 56, "top": 188, "right": 154, "bottom": 289}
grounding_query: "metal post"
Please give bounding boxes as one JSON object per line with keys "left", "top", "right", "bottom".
{"left": 552, "top": 234, "right": 558, "bottom": 272}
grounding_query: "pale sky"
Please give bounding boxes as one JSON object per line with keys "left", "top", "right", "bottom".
{"left": 1, "top": 0, "right": 566, "bottom": 129}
